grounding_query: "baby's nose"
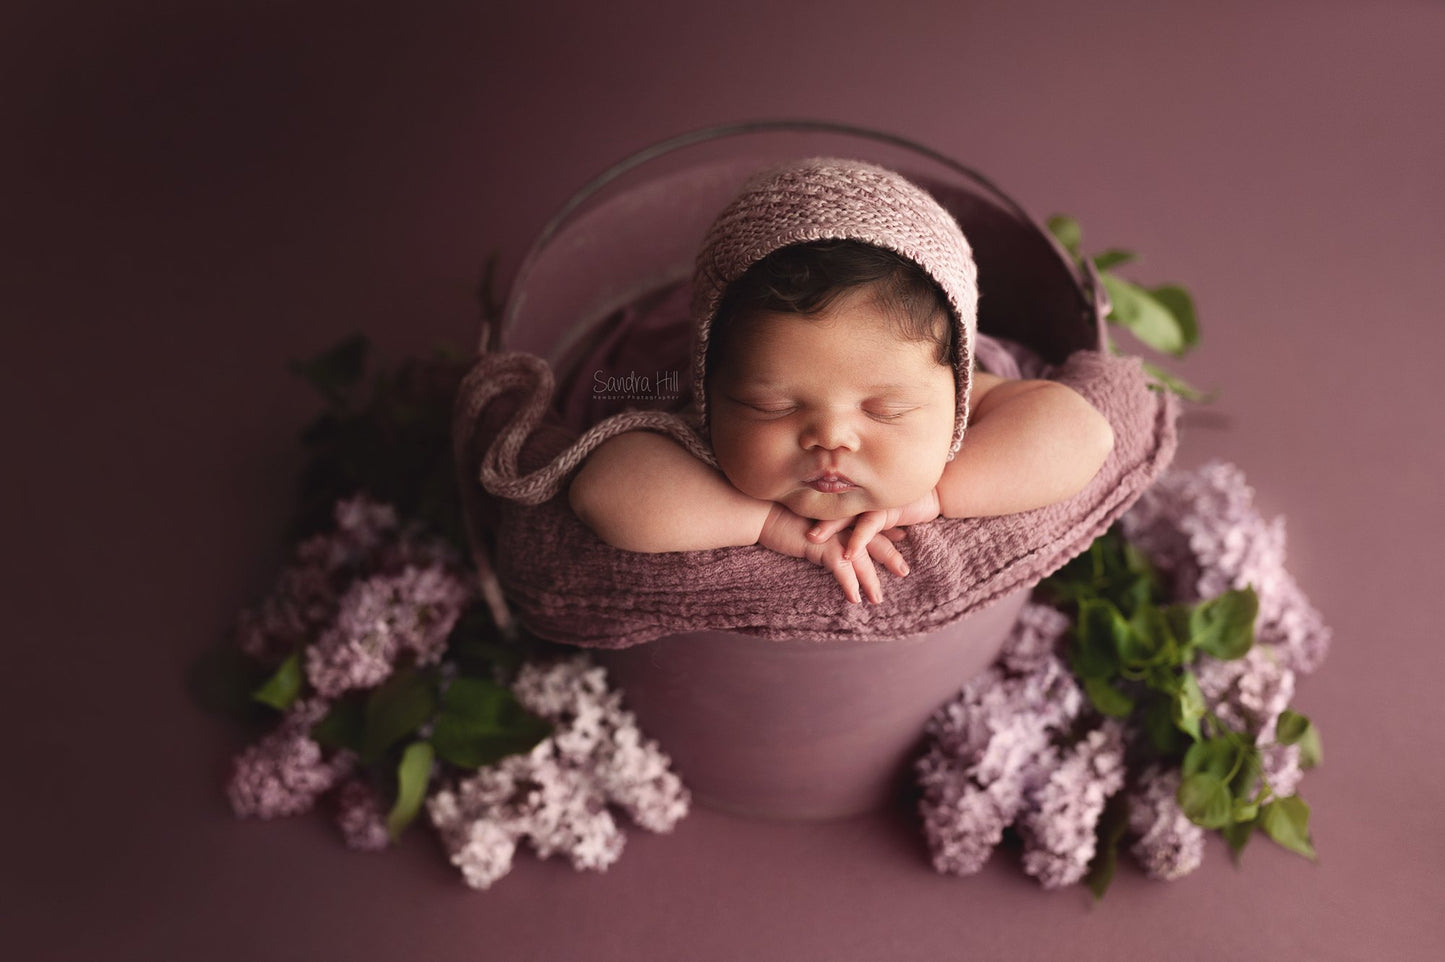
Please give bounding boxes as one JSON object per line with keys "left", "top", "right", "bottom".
{"left": 800, "top": 412, "right": 860, "bottom": 452}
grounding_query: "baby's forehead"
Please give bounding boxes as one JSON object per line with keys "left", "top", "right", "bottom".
{"left": 715, "top": 301, "right": 945, "bottom": 363}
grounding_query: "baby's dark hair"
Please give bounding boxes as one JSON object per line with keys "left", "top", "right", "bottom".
{"left": 707, "top": 240, "right": 954, "bottom": 379}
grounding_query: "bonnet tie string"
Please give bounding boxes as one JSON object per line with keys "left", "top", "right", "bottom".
{"left": 455, "top": 351, "right": 718, "bottom": 507}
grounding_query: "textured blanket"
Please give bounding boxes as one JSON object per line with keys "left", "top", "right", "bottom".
{"left": 454, "top": 341, "right": 1178, "bottom": 650}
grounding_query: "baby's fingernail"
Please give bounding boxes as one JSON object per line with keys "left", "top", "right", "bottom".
{"left": 809, "top": 526, "right": 822, "bottom": 538}
{"left": 842, "top": 550, "right": 852, "bottom": 560}
{"left": 900, "top": 562, "right": 910, "bottom": 575}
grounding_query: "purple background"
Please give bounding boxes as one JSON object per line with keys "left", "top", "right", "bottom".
{"left": 4, "top": 2, "right": 1441, "bottom": 959}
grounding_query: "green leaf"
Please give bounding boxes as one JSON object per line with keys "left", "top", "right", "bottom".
{"left": 1147, "top": 284, "right": 1200, "bottom": 353}
{"left": 1276, "top": 709, "right": 1323, "bottom": 769}
{"left": 1140, "top": 361, "right": 1214, "bottom": 402}
{"left": 431, "top": 676, "right": 554, "bottom": 770}
{"left": 1232, "top": 798, "right": 1259, "bottom": 822}
{"left": 1086, "top": 794, "right": 1131, "bottom": 900}
{"left": 1120, "top": 605, "right": 1168, "bottom": 668}
{"left": 1183, "top": 736, "right": 1237, "bottom": 780}
{"left": 287, "top": 334, "right": 369, "bottom": 406}
{"left": 1084, "top": 676, "right": 1136, "bottom": 718}
{"left": 1173, "top": 671, "right": 1206, "bottom": 742}
{"left": 364, "top": 668, "right": 439, "bottom": 763}
{"left": 1223, "top": 817, "right": 1256, "bottom": 861}
{"left": 1229, "top": 745, "right": 1263, "bottom": 800}
{"left": 386, "top": 741, "right": 435, "bottom": 841}
{"left": 1163, "top": 603, "right": 1196, "bottom": 657}
{"left": 1092, "top": 248, "right": 1136, "bottom": 271}
{"left": 1298, "top": 725, "right": 1323, "bottom": 769}
{"left": 1260, "top": 796, "right": 1316, "bottom": 859}
{"left": 251, "top": 652, "right": 303, "bottom": 711}
{"left": 1275, "top": 709, "right": 1310, "bottom": 744}
{"left": 1189, "top": 588, "right": 1258, "bottom": 661}
{"left": 1122, "top": 540, "right": 1156, "bottom": 579}
{"left": 1073, "top": 599, "right": 1129, "bottom": 680}
{"left": 311, "top": 693, "right": 367, "bottom": 753}
{"left": 1178, "top": 772, "right": 1233, "bottom": 829}
{"left": 1047, "top": 215, "right": 1083, "bottom": 259}
{"left": 1141, "top": 697, "right": 1187, "bottom": 755}
{"left": 1101, "top": 273, "right": 1190, "bottom": 357}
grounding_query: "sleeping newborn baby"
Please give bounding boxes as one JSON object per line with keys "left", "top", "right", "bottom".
{"left": 568, "top": 159, "right": 1114, "bottom": 604}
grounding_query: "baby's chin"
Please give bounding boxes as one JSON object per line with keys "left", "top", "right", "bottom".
{"left": 780, "top": 488, "right": 883, "bottom": 522}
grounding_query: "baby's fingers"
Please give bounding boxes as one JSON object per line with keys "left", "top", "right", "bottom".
{"left": 866, "top": 532, "right": 910, "bottom": 578}
{"left": 819, "top": 544, "right": 863, "bottom": 604}
{"left": 844, "top": 513, "right": 889, "bottom": 560}
{"left": 808, "top": 518, "right": 852, "bottom": 543}
{"left": 851, "top": 550, "right": 883, "bottom": 604}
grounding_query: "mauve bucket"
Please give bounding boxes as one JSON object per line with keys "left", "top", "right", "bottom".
{"left": 593, "top": 589, "right": 1029, "bottom": 819}
{"left": 484, "top": 122, "right": 1105, "bottom": 820}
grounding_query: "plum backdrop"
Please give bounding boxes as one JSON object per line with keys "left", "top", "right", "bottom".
{"left": 3, "top": 2, "right": 1441, "bottom": 960}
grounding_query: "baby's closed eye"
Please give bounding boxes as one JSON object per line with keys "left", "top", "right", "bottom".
{"left": 864, "top": 403, "right": 918, "bottom": 422}
{"left": 740, "top": 401, "right": 798, "bottom": 418}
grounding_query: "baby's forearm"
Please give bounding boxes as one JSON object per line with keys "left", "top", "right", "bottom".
{"left": 569, "top": 432, "right": 771, "bottom": 552}
{"left": 937, "top": 380, "right": 1113, "bottom": 518}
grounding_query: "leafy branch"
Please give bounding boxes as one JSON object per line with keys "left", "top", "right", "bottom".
{"left": 1048, "top": 216, "right": 1212, "bottom": 402}
{"left": 1043, "top": 529, "right": 1321, "bottom": 897}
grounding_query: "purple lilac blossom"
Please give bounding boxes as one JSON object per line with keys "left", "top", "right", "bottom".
{"left": 227, "top": 698, "right": 355, "bottom": 819}
{"left": 325, "top": 496, "right": 400, "bottom": 569}
{"left": 1194, "top": 645, "right": 1296, "bottom": 738}
{"left": 234, "top": 561, "right": 337, "bottom": 663}
{"left": 304, "top": 563, "right": 472, "bottom": 698}
{"left": 1126, "top": 766, "right": 1206, "bottom": 881}
{"left": 426, "top": 656, "right": 688, "bottom": 890}
{"left": 1257, "top": 740, "right": 1304, "bottom": 800}
{"left": 334, "top": 778, "right": 392, "bottom": 852}
{"left": 1121, "top": 461, "right": 1330, "bottom": 674}
{"left": 916, "top": 780, "right": 1013, "bottom": 876}
{"left": 236, "top": 494, "right": 470, "bottom": 667}
{"left": 1017, "top": 720, "right": 1127, "bottom": 889}
{"left": 916, "top": 606, "right": 1085, "bottom": 876}
{"left": 919, "top": 464, "right": 1328, "bottom": 888}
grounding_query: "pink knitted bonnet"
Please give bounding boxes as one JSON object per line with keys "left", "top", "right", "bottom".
{"left": 691, "top": 157, "right": 980, "bottom": 458}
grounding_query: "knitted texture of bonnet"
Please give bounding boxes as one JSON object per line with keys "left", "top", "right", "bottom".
{"left": 690, "top": 158, "right": 979, "bottom": 458}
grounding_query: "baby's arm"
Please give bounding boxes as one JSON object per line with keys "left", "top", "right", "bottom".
{"left": 568, "top": 432, "right": 907, "bottom": 603}
{"left": 809, "top": 372, "right": 1113, "bottom": 556}
{"left": 569, "top": 431, "right": 768, "bottom": 552}
{"left": 935, "top": 371, "right": 1114, "bottom": 518}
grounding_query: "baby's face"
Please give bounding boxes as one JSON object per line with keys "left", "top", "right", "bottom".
{"left": 708, "top": 287, "right": 956, "bottom": 522}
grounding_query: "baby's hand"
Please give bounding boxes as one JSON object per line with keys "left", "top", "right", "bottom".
{"left": 806, "top": 490, "right": 943, "bottom": 561}
{"left": 757, "top": 503, "right": 909, "bottom": 604}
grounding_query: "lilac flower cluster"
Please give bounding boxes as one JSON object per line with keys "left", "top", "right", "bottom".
{"left": 919, "top": 462, "right": 1329, "bottom": 888}
{"left": 427, "top": 656, "right": 690, "bottom": 890}
{"left": 234, "top": 495, "right": 468, "bottom": 668}
{"left": 227, "top": 495, "right": 690, "bottom": 885}
{"left": 228, "top": 494, "right": 471, "bottom": 839}
{"left": 1125, "top": 767, "right": 1205, "bottom": 880}
{"left": 304, "top": 564, "right": 472, "bottom": 698}
{"left": 917, "top": 604, "right": 1123, "bottom": 886}
{"left": 1122, "top": 461, "right": 1323, "bottom": 845}
{"left": 226, "top": 698, "right": 355, "bottom": 819}
{"left": 333, "top": 778, "right": 392, "bottom": 852}
{"left": 1121, "top": 461, "right": 1330, "bottom": 674}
